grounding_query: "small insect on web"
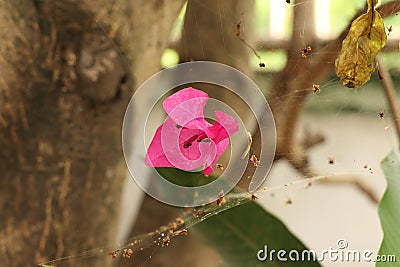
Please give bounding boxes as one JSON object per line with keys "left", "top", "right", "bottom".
{"left": 377, "top": 110, "right": 390, "bottom": 130}
{"left": 122, "top": 248, "right": 133, "bottom": 258}
{"left": 387, "top": 25, "right": 393, "bottom": 36}
{"left": 301, "top": 46, "right": 312, "bottom": 58}
{"left": 250, "top": 194, "right": 258, "bottom": 200}
{"left": 216, "top": 190, "right": 226, "bottom": 206}
{"left": 312, "top": 84, "right": 321, "bottom": 94}
{"left": 250, "top": 154, "right": 260, "bottom": 167}
{"left": 216, "top": 163, "right": 224, "bottom": 171}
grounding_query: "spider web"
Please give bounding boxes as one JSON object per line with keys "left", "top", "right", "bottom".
{"left": 39, "top": 1, "right": 400, "bottom": 266}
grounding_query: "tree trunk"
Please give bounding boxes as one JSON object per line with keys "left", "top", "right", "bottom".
{"left": 0, "top": 0, "right": 183, "bottom": 266}
{"left": 179, "top": 0, "right": 254, "bottom": 74}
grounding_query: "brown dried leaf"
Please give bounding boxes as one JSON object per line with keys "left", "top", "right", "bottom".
{"left": 335, "top": 0, "right": 386, "bottom": 88}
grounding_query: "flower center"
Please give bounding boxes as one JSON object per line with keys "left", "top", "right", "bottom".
{"left": 183, "top": 132, "right": 208, "bottom": 148}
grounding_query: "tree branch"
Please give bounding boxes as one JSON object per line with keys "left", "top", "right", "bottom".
{"left": 264, "top": 0, "right": 400, "bottom": 176}
{"left": 324, "top": 174, "right": 379, "bottom": 204}
{"left": 377, "top": 57, "right": 400, "bottom": 151}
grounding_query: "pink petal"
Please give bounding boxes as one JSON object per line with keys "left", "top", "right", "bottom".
{"left": 206, "top": 110, "right": 239, "bottom": 143}
{"left": 146, "top": 88, "right": 239, "bottom": 176}
{"left": 145, "top": 117, "right": 216, "bottom": 172}
{"left": 203, "top": 166, "right": 213, "bottom": 175}
{"left": 202, "top": 111, "right": 237, "bottom": 175}
{"left": 163, "top": 87, "right": 210, "bottom": 130}
{"left": 145, "top": 124, "right": 174, "bottom": 168}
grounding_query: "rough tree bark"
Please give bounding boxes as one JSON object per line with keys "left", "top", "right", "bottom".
{"left": 0, "top": 0, "right": 183, "bottom": 266}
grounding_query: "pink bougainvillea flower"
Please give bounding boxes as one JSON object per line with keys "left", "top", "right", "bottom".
{"left": 145, "top": 87, "right": 239, "bottom": 175}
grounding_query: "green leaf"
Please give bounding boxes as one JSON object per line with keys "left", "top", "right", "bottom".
{"left": 335, "top": 0, "right": 386, "bottom": 88}
{"left": 156, "top": 167, "right": 216, "bottom": 187}
{"left": 377, "top": 151, "right": 400, "bottom": 266}
{"left": 156, "top": 168, "right": 319, "bottom": 266}
{"left": 194, "top": 201, "right": 321, "bottom": 267}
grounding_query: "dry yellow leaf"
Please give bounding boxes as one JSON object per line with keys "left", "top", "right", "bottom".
{"left": 335, "top": 0, "right": 386, "bottom": 88}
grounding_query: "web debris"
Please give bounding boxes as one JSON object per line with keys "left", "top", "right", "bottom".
{"left": 38, "top": 173, "right": 348, "bottom": 267}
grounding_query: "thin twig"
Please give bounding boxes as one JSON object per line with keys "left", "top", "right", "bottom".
{"left": 377, "top": 57, "right": 400, "bottom": 151}
{"left": 323, "top": 175, "right": 379, "bottom": 204}
{"left": 234, "top": 13, "right": 262, "bottom": 63}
